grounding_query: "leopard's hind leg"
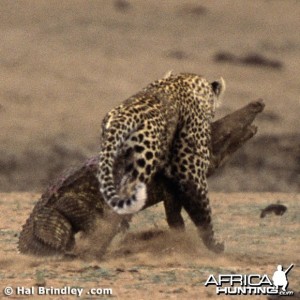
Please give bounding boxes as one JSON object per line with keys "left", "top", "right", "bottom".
{"left": 180, "top": 184, "right": 224, "bottom": 253}
{"left": 168, "top": 126, "right": 224, "bottom": 253}
{"left": 164, "top": 177, "right": 224, "bottom": 253}
{"left": 161, "top": 176, "right": 185, "bottom": 230}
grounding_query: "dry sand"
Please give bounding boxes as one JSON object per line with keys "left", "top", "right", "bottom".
{"left": 0, "top": 192, "right": 299, "bottom": 299}
{"left": 0, "top": 0, "right": 299, "bottom": 192}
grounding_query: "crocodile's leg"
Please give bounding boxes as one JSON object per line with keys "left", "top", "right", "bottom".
{"left": 95, "top": 213, "right": 132, "bottom": 259}
{"left": 54, "top": 192, "right": 132, "bottom": 259}
{"left": 53, "top": 192, "right": 104, "bottom": 233}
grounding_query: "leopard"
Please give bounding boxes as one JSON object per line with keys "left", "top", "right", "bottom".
{"left": 97, "top": 72, "right": 225, "bottom": 220}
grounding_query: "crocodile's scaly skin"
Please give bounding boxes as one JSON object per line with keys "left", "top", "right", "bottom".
{"left": 18, "top": 154, "right": 189, "bottom": 256}
{"left": 19, "top": 100, "right": 265, "bottom": 257}
{"left": 18, "top": 156, "right": 111, "bottom": 256}
{"left": 18, "top": 154, "right": 167, "bottom": 257}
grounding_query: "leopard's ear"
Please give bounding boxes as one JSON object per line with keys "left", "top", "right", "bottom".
{"left": 211, "top": 77, "right": 226, "bottom": 98}
{"left": 163, "top": 70, "right": 173, "bottom": 79}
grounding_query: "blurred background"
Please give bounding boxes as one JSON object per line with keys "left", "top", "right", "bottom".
{"left": 0, "top": 0, "right": 299, "bottom": 192}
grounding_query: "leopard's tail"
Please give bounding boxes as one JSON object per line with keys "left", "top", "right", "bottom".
{"left": 97, "top": 121, "right": 147, "bottom": 215}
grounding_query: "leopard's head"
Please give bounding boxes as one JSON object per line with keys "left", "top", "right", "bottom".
{"left": 180, "top": 73, "right": 226, "bottom": 120}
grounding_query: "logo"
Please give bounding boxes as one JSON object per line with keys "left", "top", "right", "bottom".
{"left": 204, "top": 264, "right": 294, "bottom": 296}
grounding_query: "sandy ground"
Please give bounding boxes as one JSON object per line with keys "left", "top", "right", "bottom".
{"left": 0, "top": 0, "right": 299, "bottom": 192}
{"left": 0, "top": 1, "right": 299, "bottom": 299}
{"left": 0, "top": 192, "right": 299, "bottom": 299}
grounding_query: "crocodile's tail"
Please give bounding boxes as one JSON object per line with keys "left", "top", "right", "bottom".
{"left": 98, "top": 118, "right": 147, "bottom": 215}
{"left": 18, "top": 206, "right": 75, "bottom": 256}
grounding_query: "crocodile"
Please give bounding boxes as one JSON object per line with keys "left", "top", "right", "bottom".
{"left": 18, "top": 100, "right": 265, "bottom": 257}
